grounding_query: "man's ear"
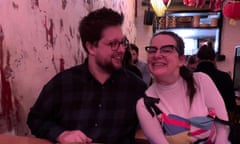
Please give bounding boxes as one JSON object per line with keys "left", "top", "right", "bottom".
{"left": 86, "top": 41, "right": 96, "bottom": 55}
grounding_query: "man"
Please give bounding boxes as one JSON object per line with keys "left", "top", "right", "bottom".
{"left": 186, "top": 54, "right": 198, "bottom": 72}
{"left": 195, "top": 43, "right": 236, "bottom": 113}
{"left": 130, "top": 44, "right": 152, "bottom": 86}
{"left": 27, "top": 7, "right": 147, "bottom": 144}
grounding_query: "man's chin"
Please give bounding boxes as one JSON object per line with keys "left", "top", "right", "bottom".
{"left": 113, "top": 64, "right": 122, "bottom": 70}
{"left": 112, "top": 60, "right": 122, "bottom": 69}
{"left": 104, "top": 64, "right": 122, "bottom": 73}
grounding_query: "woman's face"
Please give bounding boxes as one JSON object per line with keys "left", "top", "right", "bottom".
{"left": 146, "top": 34, "right": 185, "bottom": 84}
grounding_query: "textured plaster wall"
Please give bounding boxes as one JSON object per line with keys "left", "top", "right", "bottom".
{"left": 0, "top": 0, "right": 136, "bottom": 135}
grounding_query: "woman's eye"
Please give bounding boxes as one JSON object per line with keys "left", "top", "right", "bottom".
{"left": 161, "top": 48, "right": 172, "bottom": 53}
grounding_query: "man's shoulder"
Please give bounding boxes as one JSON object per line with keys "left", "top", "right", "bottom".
{"left": 137, "top": 60, "right": 147, "bottom": 66}
{"left": 216, "top": 69, "right": 230, "bottom": 76}
{"left": 51, "top": 63, "right": 87, "bottom": 81}
{"left": 60, "top": 64, "right": 86, "bottom": 75}
{"left": 136, "top": 61, "right": 148, "bottom": 70}
{"left": 215, "top": 69, "right": 232, "bottom": 80}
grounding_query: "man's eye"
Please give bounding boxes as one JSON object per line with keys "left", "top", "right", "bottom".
{"left": 109, "top": 41, "right": 118, "bottom": 47}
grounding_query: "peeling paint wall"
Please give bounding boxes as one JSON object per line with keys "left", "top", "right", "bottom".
{"left": 0, "top": 0, "right": 136, "bottom": 135}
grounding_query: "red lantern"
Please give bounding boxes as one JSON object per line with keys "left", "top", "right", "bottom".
{"left": 223, "top": 1, "right": 240, "bottom": 19}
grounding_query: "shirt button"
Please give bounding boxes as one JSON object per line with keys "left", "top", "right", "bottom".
{"left": 94, "top": 123, "right": 98, "bottom": 127}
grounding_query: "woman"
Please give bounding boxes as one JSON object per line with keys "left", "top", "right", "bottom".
{"left": 136, "top": 31, "right": 230, "bottom": 144}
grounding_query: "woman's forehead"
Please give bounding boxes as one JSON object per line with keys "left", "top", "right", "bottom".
{"left": 151, "top": 34, "right": 176, "bottom": 45}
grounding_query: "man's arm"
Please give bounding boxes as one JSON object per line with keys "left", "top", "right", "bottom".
{"left": 27, "top": 84, "right": 64, "bottom": 142}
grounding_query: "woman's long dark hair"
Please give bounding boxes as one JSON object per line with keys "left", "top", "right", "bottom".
{"left": 153, "top": 31, "right": 197, "bottom": 105}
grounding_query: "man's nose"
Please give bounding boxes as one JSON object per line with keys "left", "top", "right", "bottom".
{"left": 118, "top": 44, "right": 126, "bottom": 52}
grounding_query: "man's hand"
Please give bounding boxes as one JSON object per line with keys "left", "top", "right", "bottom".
{"left": 165, "top": 131, "right": 193, "bottom": 144}
{"left": 57, "top": 130, "right": 92, "bottom": 144}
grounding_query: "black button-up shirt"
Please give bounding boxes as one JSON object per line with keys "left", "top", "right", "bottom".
{"left": 27, "top": 61, "right": 147, "bottom": 144}
{"left": 195, "top": 61, "right": 236, "bottom": 112}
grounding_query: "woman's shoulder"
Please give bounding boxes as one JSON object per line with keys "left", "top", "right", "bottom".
{"left": 193, "top": 71, "right": 212, "bottom": 82}
{"left": 193, "top": 72, "right": 218, "bottom": 91}
{"left": 145, "top": 83, "right": 160, "bottom": 97}
{"left": 137, "top": 83, "right": 158, "bottom": 102}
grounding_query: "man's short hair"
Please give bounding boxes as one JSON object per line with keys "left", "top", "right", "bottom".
{"left": 188, "top": 55, "right": 197, "bottom": 64}
{"left": 79, "top": 7, "right": 124, "bottom": 53}
{"left": 197, "top": 43, "right": 216, "bottom": 61}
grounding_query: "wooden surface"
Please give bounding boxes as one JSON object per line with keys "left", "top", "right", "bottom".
{"left": 0, "top": 129, "right": 148, "bottom": 144}
{"left": 0, "top": 134, "right": 52, "bottom": 144}
{"left": 135, "top": 129, "right": 150, "bottom": 144}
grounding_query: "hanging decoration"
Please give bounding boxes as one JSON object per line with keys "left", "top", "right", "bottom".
{"left": 223, "top": 0, "right": 240, "bottom": 25}
{"left": 183, "top": 0, "right": 225, "bottom": 11}
{"left": 150, "top": 0, "right": 172, "bottom": 17}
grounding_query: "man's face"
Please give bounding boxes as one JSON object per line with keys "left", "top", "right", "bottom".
{"left": 93, "top": 26, "right": 126, "bottom": 73}
{"left": 130, "top": 49, "right": 138, "bottom": 64}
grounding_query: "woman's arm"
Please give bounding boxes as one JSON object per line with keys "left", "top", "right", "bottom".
{"left": 136, "top": 98, "right": 169, "bottom": 144}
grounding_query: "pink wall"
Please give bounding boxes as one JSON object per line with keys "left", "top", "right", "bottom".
{"left": 0, "top": 0, "right": 136, "bottom": 135}
{"left": 218, "top": 19, "right": 240, "bottom": 75}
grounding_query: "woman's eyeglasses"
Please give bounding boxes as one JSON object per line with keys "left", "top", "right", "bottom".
{"left": 105, "top": 36, "right": 129, "bottom": 51}
{"left": 145, "top": 45, "right": 177, "bottom": 56}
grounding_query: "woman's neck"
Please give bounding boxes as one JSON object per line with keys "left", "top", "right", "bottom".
{"left": 155, "top": 73, "right": 180, "bottom": 86}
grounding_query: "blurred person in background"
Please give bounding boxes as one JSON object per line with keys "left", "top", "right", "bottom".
{"left": 130, "top": 43, "right": 152, "bottom": 86}
{"left": 122, "top": 47, "right": 143, "bottom": 79}
{"left": 195, "top": 43, "right": 236, "bottom": 114}
{"left": 186, "top": 54, "right": 198, "bottom": 72}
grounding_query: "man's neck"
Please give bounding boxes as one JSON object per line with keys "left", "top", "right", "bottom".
{"left": 88, "top": 60, "right": 111, "bottom": 84}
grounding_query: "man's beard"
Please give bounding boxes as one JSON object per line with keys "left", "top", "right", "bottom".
{"left": 97, "top": 55, "right": 123, "bottom": 74}
{"left": 102, "top": 62, "right": 118, "bottom": 74}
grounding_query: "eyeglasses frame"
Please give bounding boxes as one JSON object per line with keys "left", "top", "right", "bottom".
{"left": 104, "top": 36, "right": 130, "bottom": 51}
{"left": 145, "top": 44, "right": 177, "bottom": 56}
